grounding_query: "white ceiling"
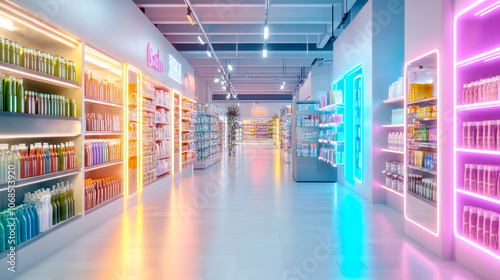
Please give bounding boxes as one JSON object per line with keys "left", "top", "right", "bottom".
{"left": 133, "top": 0, "right": 359, "bottom": 100}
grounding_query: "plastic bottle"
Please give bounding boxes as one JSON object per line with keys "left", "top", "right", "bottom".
{"left": 16, "top": 78, "right": 24, "bottom": 113}
{"left": 0, "top": 213, "right": 5, "bottom": 252}
{"left": 59, "top": 187, "right": 68, "bottom": 222}
{"left": 51, "top": 187, "right": 59, "bottom": 225}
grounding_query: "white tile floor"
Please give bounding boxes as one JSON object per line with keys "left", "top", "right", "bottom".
{"left": 14, "top": 144, "right": 482, "bottom": 280}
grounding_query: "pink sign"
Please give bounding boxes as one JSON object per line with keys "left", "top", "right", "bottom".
{"left": 147, "top": 43, "right": 163, "bottom": 73}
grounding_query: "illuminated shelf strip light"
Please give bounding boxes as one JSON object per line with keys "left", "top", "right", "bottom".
{"left": 457, "top": 47, "right": 500, "bottom": 67}
{"left": 382, "top": 124, "right": 405, "bottom": 128}
{"left": 0, "top": 169, "right": 81, "bottom": 191}
{"left": 457, "top": 100, "right": 500, "bottom": 110}
{"left": 381, "top": 184, "right": 404, "bottom": 197}
{"left": 0, "top": 9, "right": 77, "bottom": 48}
{"left": 382, "top": 149, "right": 404, "bottom": 154}
{"left": 85, "top": 98, "right": 124, "bottom": 108}
{"left": 0, "top": 64, "right": 80, "bottom": 88}
{"left": 457, "top": 189, "right": 500, "bottom": 205}
{"left": 86, "top": 47, "right": 122, "bottom": 68}
{"left": 0, "top": 133, "right": 80, "bottom": 139}
{"left": 404, "top": 49, "right": 440, "bottom": 238}
{"left": 474, "top": 0, "right": 500, "bottom": 16}
{"left": 383, "top": 96, "right": 404, "bottom": 103}
{"left": 84, "top": 160, "right": 124, "bottom": 172}
{"left": 456, "top": 148, "right": 500, "bottom": 155}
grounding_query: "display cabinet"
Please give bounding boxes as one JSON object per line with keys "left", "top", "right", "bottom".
{"left": 194, "top": 103, "right": 221, "bottom": 170}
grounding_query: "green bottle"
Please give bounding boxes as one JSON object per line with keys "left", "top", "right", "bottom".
{"left": 11, "top": 77, "right": 16, "bottom": 113}
{"left": 8, "top": 41, "right": 14, "bottom": 64}
{"left": 4, "top": 75, "right": 11, "bottom": 112}
{"left": 51, "top": 192, "right": 59, "bottom": 225}
{"left": 59, "top": 190, "right": 67, "bottom": 222}
{"left": 4, "top": 40, "right": 9, "bottom": 64}
{"left": 0, "top": 75, "right": 4, "bottom": 111}
{"left": 16, "top": 78, "right": 24, "bottom": 113}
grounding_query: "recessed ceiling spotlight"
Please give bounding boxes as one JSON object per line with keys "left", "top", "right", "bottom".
{"left": 214, "top": 78, "right": 219, "bottom": 83}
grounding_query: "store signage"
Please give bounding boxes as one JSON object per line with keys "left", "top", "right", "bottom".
{"left": 146, "top": 43, "right": 163, "bottom": 73}
{"left": 252, "top": 107, "right": 267, "bottom": 116}
{"left": 185, "top": 74, "right": 195, "bottom": 92}
{"left": 169, "top": 54, "right": 182, "bottom": 84}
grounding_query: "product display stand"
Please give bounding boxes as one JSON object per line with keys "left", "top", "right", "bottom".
{"left": 194, "top": 104, "right": 222, "bottom": 170}
{"left": 279, "top": 106, "right": 291, "bottom": 163}
{"left": 454, "top": 2, "right": 500, "bottom": 277}
{"left": 83, "top": 46, "right": 125, "bottom": 212}
{"left": 380, "top": 80, "right": 405, "bottom": 201}
{"left": 180, "top": 95, "right": 196, "bottom": 170}
{"left": 125, "top": 65, "right": 141, "bottom": 196}
{"left": 404, "top": 50, "right": 440, "bottom": 238}
{"left": 0, "top": 4, "right": 83, "bottom": 260}
{"left": 292, "top": 100, "right": 336, "bottom": 182}
{"left": 242, "top": 119, "right": 273, "bottom": 141}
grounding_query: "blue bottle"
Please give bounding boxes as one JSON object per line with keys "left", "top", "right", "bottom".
{"left": 16, "top": 208, "right": 27, "bottom": 243}
{"left": 1, "top": 213, "right": 10, "bottom": 248}
{"left": 22, "top": 206, "right": 31, "bottom": 240}
{"left": 24, "top": 206, "right": 34, "bottom": 239}
{"left": 30, "top": 204, "right": 40, "bottom": 236}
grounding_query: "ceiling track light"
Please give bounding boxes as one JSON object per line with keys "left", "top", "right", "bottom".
{"left": 264, "top": 26, "right": 269, "bottom": 40}
{"left": 280, "top": 84, "right": 284, "bottom": 90}
{"left": 206, "top": 50, "right": 212, "bottom": 57}
{"left": 214, "top": 78, "right": 219, "bottom": 83}
{"left": 187, "top": 8, "right": 195, "bottom": 25}
{"left": 197, "top": 35, "right": 205, "bottom": 45}
{"left": 228, "top": 64, "right": 233, "bottom": 71}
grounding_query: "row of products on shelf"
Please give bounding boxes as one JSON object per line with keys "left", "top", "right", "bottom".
{"left": 182, "top": 111, "right": 195, "bottom": 119}
{"left": 182, "top": 151, "right": 195, "bottom": 165}
{"left": 463, "top": 164, "right": 500, "bottom": 198}
{"left": 319, "top": 130, "right": 344, "bottom": 142}
{"left": 461, "top": 76, "right": 500, "bottom": 105}
{"left": 0, "top": 37, "right": 76, "bottom": 82}
{"left": 142, "top": 124, "right": 154, "bottom": 139}
{"left": 408, "top": 83, "right": 433, "bottom": 103}
{"left": 128, "top": 107, "right": 137, "bottom": 122}
{"left": 182, "top": 100, "right": 195, "bottom": 111}
{"left": 196, "top": 104, "right": 219, "bottom": 115}
{"left": 299, "top": 132, "right": 319, "bottom": 139}
{"left": 408, "top": 105, "right": 437, "bottom": 119}
{"left": 157, "top": 158, "right": 171, "bottom": 175}
{"left": 143, "top": 111, "right": 155, "bottom": 126}
{"left": 182, "top": 142, "right": 195, "bottom": 152}
{"left": 385, "top": 177, "right": 404, "bottom": 193}
{"left": 0, "top": 182, "right": 76, "bottom": 252}
{"left": 388, "top": 77, "right": 404, "bottom": 100}
{"left": 156, "top": 140, "right": 170, "bottom": 158}
{"left": 84, "top": 175, "right": 123, "bottom": 211}
{"left": 1, "top": 75, "right": 76, "bottom": 117}
{"left": 181, "top": 123, "right": 194, "bottom": 131}
{"left": 84, "top": 139, "right": 121, "bottom": 167}
{"left": 0, "top": 142, "right": 76, "bottom": 183}
{"left": 388, "top": 132, "right": 404, "bottom": 151}
{"left": 143, "top": 98, "right": 155, "bottom": 113}
{"left": 319, "top": 148, "right": 344, "bottom": 165}
{"left": 319, "top": 113, "right": 343, "bottom": 125}
{"left": 142, "top": 139, "right": 155, "bottom": 154}
{"left": 408, "top": 150, "right": 437, "bottom": 170}
{"left": 142, "top": 81, "right": 155, "bottom": 99}
{"left": 297, "top": 103, "right": 319, "bottom": 111}
{"left": 386, "top": 161, "right": 404, "bottom": 175}
{"left": 391, "top": 109, "right": 404, "bottom": 125}
{"left": 156, "top": 109, "right": 170, "bottom": 124}
{"left": 296, "top": 115, "right": 319, "bottom": 127}
{"left": 85, "top": 113, "right": 120, "bottom": 132}
{"left": 155, "top": 126, "right": 170, "bottom": 140}
{"left": 408, "top": 175, "right": 437, "bottom": 203}
{"left": 155, "top": 90, "right": 170, "bottom": 108}
{"left": 463, "top": 206, "right": 499, "bottom": 250}
{"left": 463, "top": 121, "right": 500, "bottom": 150}
{"left": 409, "top": 124, "right": 437, "bottom": 143}
{"left": 296, "top": 144, "right": 317, "bottom": 157}
{"left": 84, "top": 71, "right": 121, "bottom": 103}
{"left": 319, "top": 90, "right": 343, "bottom": 108}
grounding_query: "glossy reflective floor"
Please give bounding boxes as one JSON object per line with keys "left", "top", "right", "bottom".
{"left": 15, "top": 144, "right": 481, "bottom": 280}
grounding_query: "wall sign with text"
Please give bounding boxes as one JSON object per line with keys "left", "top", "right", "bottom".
{"left": 169, "top": 54, "right": 182, "bottom": 84}
{"left": 252, "top": 107, "right": 267, "bottom": 116}
{"left": 146, "top": 43, "right": 163, "bottom": 73}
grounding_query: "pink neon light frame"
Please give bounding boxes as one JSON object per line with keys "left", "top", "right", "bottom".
{"left": 403, "top": 49, "right": 440, "bottom": 237}
{"left": 454, "top": 0, "right": 500, "bottom": 260}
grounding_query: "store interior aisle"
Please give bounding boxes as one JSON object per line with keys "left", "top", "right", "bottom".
{"left": 14, "top": 144, "right": 480, "bottom": 280}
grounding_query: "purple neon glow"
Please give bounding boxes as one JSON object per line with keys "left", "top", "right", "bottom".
{"left": 457, "top": 100, "right": 500, "bottom": 110}
{"left": 454, "top": 0, "right": 500, "bottom": 260}
{"left": 457, "top": 47, "right": 500, "bottom": 67}
{"left": 457, "top": 189, "right": 500, "bottom": 205}
{"left": 475, "top": 0, "right": 500, "bottom": 16}
{"left": 381, "top": 184, "right": 404, "bottom": 197}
